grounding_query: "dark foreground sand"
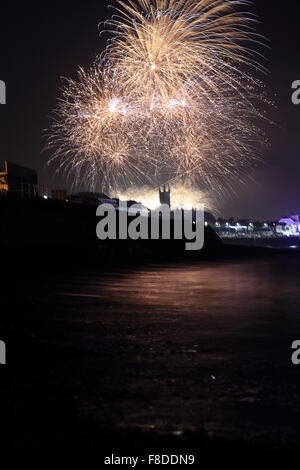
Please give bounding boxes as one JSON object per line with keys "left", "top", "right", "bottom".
{"left": 1, "top": 254, "right": 300, "bottom": 452}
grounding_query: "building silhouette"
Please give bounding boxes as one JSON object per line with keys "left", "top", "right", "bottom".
{"left": 0, "top": 160, "right": 37, "bottom": 196}
{"left": 159, "top": 185, "right": 171, "bottom": 208}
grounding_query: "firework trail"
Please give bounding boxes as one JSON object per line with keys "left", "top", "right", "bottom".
{"left": 106, "top": 0, "right": 264, "bottom": 103}
{"left": 47, "top": 0, "right": 272, "bottom": 195}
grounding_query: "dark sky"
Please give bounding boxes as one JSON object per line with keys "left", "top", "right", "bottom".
{"left": 0, "top": 1, "right": 299, "bottom": 220}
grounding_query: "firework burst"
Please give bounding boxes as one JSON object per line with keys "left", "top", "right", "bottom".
{"left": 48, "top": 64, "right": 158, "bottom": 190}
{"left": 105, "top": 0, "right": 265, "bottom": 104}
{"left": 47, "top": 0, "right": 272, "bottom": 196}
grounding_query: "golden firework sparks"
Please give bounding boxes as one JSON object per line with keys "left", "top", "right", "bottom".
{"left": 47, "top": 0, "right": 273, "bottom": 196}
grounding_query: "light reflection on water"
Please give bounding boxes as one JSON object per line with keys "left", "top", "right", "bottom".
{"left": 49, "top": 254, "right": 300, "bottom": 442}
{"left": 66, "top": 256, "right": 300, "bottom": 326}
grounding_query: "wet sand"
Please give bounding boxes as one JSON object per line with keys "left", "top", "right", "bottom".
{"left": 1, "top": 254, "right": 300, "bottom": 450}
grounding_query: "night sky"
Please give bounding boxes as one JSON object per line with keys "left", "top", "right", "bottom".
{"left": 0, "top": 1, "right": 299, "bottom": 219}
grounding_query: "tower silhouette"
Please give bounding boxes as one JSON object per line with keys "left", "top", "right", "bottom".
{"left": 159, "top": 184, "right": 171, "bottom": 208}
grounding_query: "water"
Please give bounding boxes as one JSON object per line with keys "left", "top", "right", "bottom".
{"left": 4, "top": 253, "right": 300, "bottom": 447}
